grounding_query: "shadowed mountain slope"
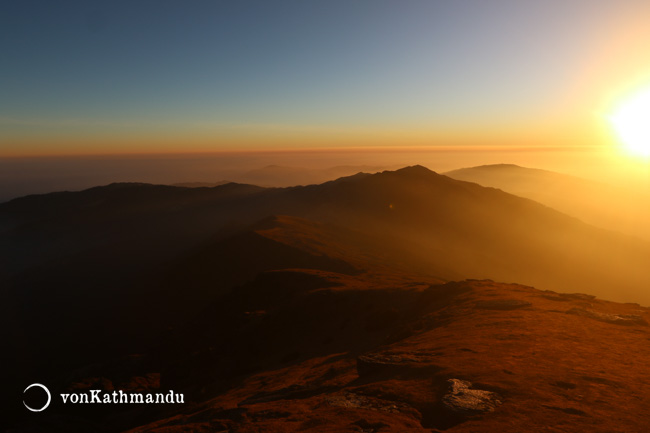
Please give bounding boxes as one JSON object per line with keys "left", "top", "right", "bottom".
{"left": 2, "top": 166, "right": 649, "bottom": 303}
{"left": 281, "top": 166, "right": 650, "bottom": 303}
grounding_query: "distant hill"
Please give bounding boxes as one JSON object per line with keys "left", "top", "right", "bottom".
{"left": 445, "top": 164, "right": 650, "bottom": 240}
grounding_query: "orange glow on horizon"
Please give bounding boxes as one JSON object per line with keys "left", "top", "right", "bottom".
{"left": 0, "top": 120, "right": 609, "bottom": 158}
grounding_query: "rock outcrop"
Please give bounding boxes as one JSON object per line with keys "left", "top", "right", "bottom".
{"left": 566, "top": 308, "right": 647, "bottom": 326}
{"left": 356, "top": 352, "right": 442, "bottom": 378}
{"left": 441, "top": 379, "right": 502, "bottom": 415}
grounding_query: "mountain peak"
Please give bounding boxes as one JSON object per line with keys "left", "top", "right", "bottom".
{"left": 394, "top": 165, "right": 435, "bottom": 174}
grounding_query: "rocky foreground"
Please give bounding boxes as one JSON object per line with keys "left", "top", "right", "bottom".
{"left": 104, "top": 273, "right": 650, "bottom": 433}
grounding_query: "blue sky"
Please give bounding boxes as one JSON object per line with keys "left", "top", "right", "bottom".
{"left": 2, "top": 0, "right": 650, "bottom": 154}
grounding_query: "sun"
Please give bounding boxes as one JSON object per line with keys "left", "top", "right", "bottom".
{"left": 608, "top": 87, "right": 650, "bottom": 157}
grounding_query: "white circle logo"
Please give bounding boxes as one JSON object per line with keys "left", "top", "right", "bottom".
{"left": 23, "top": 383, "right": 51, "bottom": 412}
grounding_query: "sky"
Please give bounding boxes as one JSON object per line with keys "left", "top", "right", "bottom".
{"left": 2, "top": 0, "right": 650, "bottom": 157}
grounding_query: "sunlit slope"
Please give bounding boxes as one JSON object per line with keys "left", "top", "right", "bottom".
{"left": 445, "top": 164, "right": 650, "bottom": 240}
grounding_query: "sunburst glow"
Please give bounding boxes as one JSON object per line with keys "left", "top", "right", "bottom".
{"left": 609, "top": 87, "right": 650, "bottom": 157}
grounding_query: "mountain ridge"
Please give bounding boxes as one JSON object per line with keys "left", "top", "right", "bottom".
{"left": 2, "top": 165, "right": 649, "bottom": 303}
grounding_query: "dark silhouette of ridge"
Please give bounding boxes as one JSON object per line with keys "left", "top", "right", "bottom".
{"left": 2, "top": 165, "right": 649, "bottom": 302}
{"left": 234, "top": 164, "right": 389, "bottom": 187}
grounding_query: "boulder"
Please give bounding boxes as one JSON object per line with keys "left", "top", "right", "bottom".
{"left": 442, "top": 379, "right": 502, "bottom": 415}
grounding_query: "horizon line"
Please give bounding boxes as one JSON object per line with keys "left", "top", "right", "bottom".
{"left": 0, "top": 144, "right": 605, "bottom": 159}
